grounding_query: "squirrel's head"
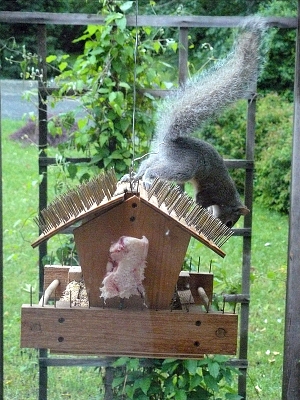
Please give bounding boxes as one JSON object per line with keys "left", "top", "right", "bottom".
{"left": 210, "top": 204, "right": 250, "bottom": 228}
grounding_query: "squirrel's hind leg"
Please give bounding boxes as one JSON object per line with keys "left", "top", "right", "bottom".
{"left": 142, "top": 162, "right": 194, "bottom": 189}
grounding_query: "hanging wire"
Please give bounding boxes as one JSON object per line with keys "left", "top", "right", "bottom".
{"left": 130, "top": 0, "right": 139, "bottom": 176}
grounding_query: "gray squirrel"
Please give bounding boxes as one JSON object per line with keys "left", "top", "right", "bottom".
{"left": 122, "top": 16, "right": 268, "bottom": 228}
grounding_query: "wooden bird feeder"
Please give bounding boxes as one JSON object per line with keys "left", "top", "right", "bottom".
{"left": 21, "top": 170, "right": 238, "bottom": 358}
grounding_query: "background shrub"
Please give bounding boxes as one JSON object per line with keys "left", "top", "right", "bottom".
{"left": 255, "top": 93, "right": 292, "bottom": 213}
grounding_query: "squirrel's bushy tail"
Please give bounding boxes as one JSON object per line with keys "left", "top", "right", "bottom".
{"left": 155, "top": 16, "right": 268, "bottom": 142}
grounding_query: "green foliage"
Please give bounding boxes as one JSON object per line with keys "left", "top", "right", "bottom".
{"left": 258, "top": 1, "right": 297, "bottom": 95}
{"left": 256, "top": 144, "right": 291, "bottom": 214}
{"left": 193, "top": 1, "right": 297, "bottom": 95}
{"left": 140, "top": 0, "right": 261, "bottom": 16}
{"left": 48, "top": 2, "right": 178, "bottom": 180}
{"left": 43, "top": 236, "right": 79, "bottom": 266}
{"left": 255, "top": 93, "right": 292, "bottom": 214}
{"left": 111, "top": 356, "right": 242, "bottom": 399}
{"left": 0, "top": 0, "right": 84, "bottom": 79}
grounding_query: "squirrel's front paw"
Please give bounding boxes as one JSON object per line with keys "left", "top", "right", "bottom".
{"left": 142, "top": 177, "right": 155, "bottom": 191}
{"left": 119, "top": 173, "right": 131, "bottom": 183}
{"left": 116, "top": 173, "right": 141, "bottom": 195}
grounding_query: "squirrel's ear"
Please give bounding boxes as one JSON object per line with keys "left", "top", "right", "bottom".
{"left": 238, "top": 206, "right": 250, "bottom": 216}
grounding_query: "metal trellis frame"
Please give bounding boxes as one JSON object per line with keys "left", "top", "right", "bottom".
{"left": 282, "top": 1, "right": 300, "bottom": 399}
{"left": 0, "top": 80, "right": 4, "bottom": 400}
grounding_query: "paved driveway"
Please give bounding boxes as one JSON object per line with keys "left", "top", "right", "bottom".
{"left": 1, "top": 79, "right": 81, "bottom": 120}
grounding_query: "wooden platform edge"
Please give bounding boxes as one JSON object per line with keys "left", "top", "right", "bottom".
{"left": 21, "top": 306, "right": 238, "bottom": 358}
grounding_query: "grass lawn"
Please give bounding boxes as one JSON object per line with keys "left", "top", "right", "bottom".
{"left": 2, "top": 118, "right": 288, "bottom": 399}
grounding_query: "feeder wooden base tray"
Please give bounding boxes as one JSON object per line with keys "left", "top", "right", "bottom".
{"left": 21, "top": 305, "right": 237, "bottom": 358}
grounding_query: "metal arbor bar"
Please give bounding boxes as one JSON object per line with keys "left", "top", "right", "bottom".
{"left": 39, "top": 356, "right": 248, "bottom": 369}
{"left": 237, "top": 89, "right": 256, "bottom": 398}
{"left": 37, "top": 24, "right": 49, "bottom": 400}
{"left": 0, "top": 79, "right": 4, "bottom": 400}
{"left": 282, "top": 1, "right": 300, "bottom": 398}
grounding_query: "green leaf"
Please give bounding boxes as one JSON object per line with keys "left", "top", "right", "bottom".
{"left": 67, "top": 163, "right": 77, "bottom": 180}
{"left": 89, "top": 154, "right": 103, "bottom": 165}
{"left": 77, "top": 118, "right": 87, "bottom": 130}
{"left": 143, "top": 26, "right": 152, "bottom": 35}
{"left": 161, "top": 358, "right": 179, "bottom": 374}
{"left": 193, "top": 386, "right": 212, "bottom": 399}
{"left": 47, "top": 120, "right": 56, "bottom": 135}
{"left": 196, "top": 358, "right": 210, "bottom": 367}
{"left": 120, "top": 1, "right": 134, "bottom": 12}
{"left": 162, "top": 81, "right": 174, "bottom": 90}
{"left": 59, "top": 61, "right": 68, "bottom": 72}
{"left": 99, "top": 134, "right": 108, "bottom": 147}
{"left": 112, "top": 357, "right": 130, "bottom": 367}
{"left": 98, "top": 88, "right": 110, "bottom": 94}
{"left": 175, "top": 389, "right": 187, "bottom": 400}
{"left": 225, "top": 394, "right": 243, "bottom": 400}
{"left": 116, "top": 16, "right": 127, "bottom": 31}
{"left": 153, "top": 41, "right": 161, "bottom": 53}
{"left": 203, "top": 374, "right": 219, "bottom": 393}
{"left": 212, "top": 355, "right": 228, "bottom": 364}
{"left": 169, "top": 41, "right": 178, "bottom": 52}
{"left": 183, "top": 359, "right": 198, "bottom": 375}
{"left": 111, "top": 376, "right": 124, "bottom": 389}
{"left": 119, "top": 118, "right": 130, "bottom": 133}
{"left": 110, "top": 151, "right": 124, "bottom": 160}
{"left": 86, "top": 25, "right": 99, "bottom": 36}
{"left": 134, "top": 377, "right": 151, "bottom": 395}
{"left": 190, "top": 374, "right": 202, "bottom": 390}
{"left": 105, "top": 12, "right": 123, "bottom": 24}
{"left": 208, "top": 361, "right": 220, "bottom": 379}
{"left": 75, "top": 80, "right": 85, "bottom": 93}
{"left": 119, "top": 82, "right": 131, "bottom": 90}
{"left": 108, "top": 92, "right": 117, "bottom": 103}
{"left": 46, "top": 54, "right": 57, "bottom": 63}
{"left": 127, "top": 358, "right": 140, "bottom": 370}
{"left": 125, "top": 384, "right": 135, "bottom": 399}
{"left": 159, "top": 61, "right": 174, "bottom": 68}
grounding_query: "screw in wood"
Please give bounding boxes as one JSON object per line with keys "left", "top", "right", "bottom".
{"left": 119, "top": 298, "right": 125, "bottom": 310}
{"left": 215, "top": 328, "right": 226, "bottom": 338}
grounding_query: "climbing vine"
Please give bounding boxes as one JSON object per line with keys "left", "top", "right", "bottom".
{"left": 47, "top": 0, "right": 178, "bottom": 182}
